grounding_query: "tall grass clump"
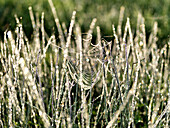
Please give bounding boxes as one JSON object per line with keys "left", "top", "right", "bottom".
{"left": 0, "top": 0, "right": 169, "bottom": 127}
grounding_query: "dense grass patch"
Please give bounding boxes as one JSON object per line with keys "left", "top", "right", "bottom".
{"left": 0, "top": 0, "right": 169, "bottom": 127}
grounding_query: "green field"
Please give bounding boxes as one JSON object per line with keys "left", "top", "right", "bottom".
{"left": 0, "top": 0, "right": 170, "bottom": 47}
{"left": 0, "top": 0, "right": 169, "bottom": 127}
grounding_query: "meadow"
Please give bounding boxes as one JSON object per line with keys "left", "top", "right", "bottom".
{"left": 0, "top": 0, "right": 169, "bottom": 127}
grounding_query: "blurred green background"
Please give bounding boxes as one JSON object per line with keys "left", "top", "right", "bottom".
{"left": 0, "top": 0, "right": 169, "bottom": 47}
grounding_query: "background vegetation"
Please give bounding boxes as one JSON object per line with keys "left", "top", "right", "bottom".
{"left": 0, "top": 0, "right": 170, "bottom": 47}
